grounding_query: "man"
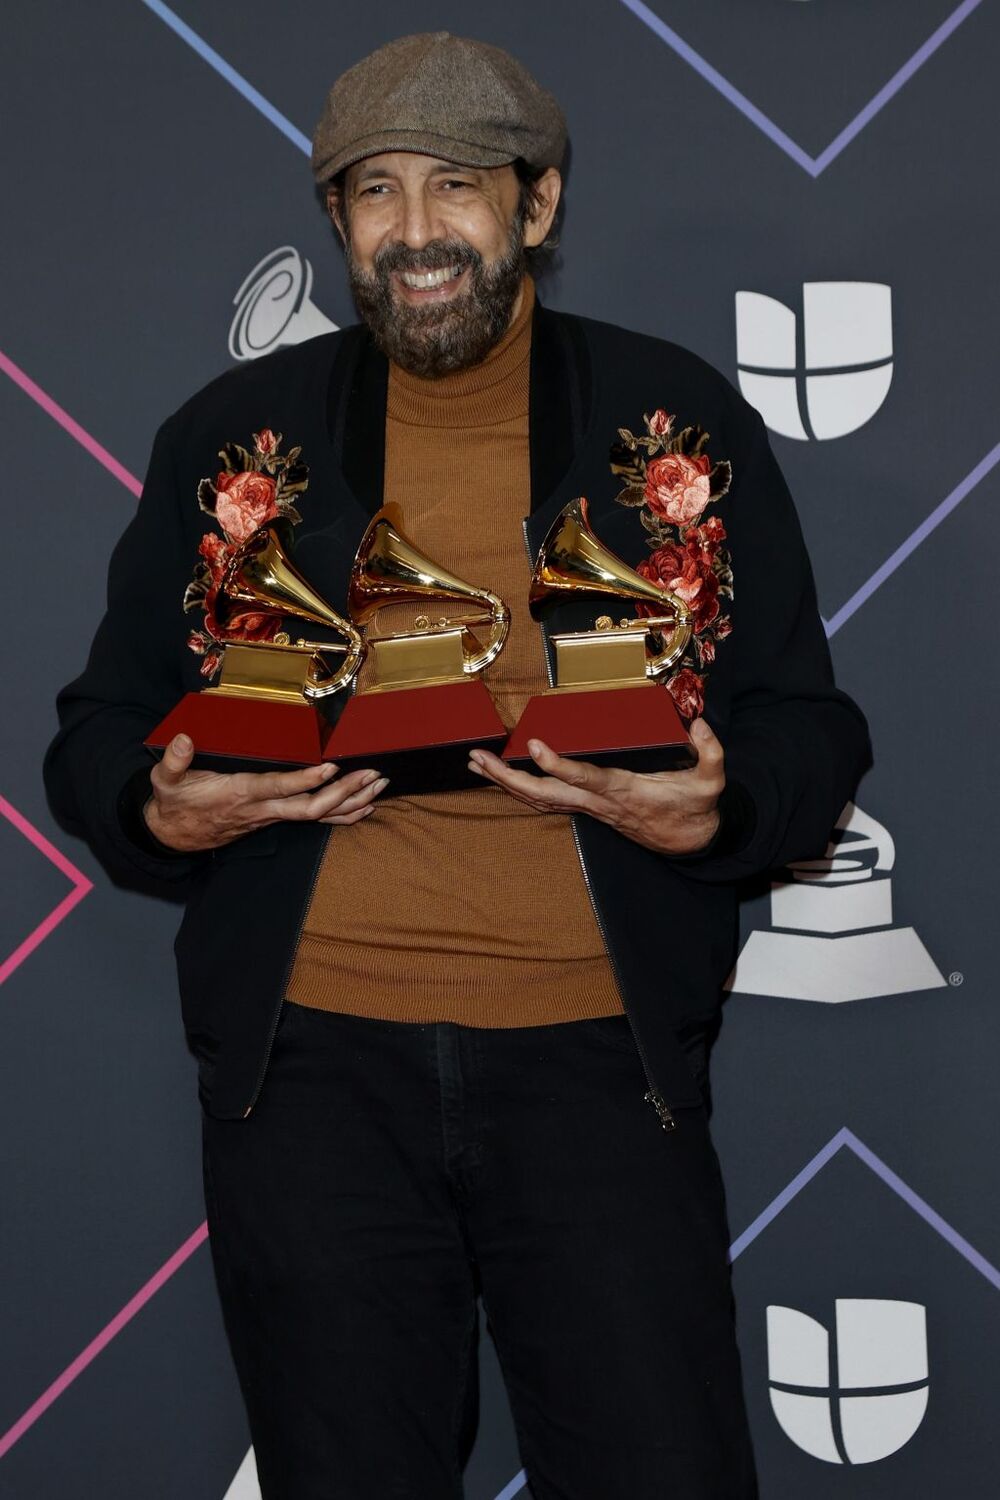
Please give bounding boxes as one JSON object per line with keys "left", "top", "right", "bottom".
{"left": 44, "top": 31, "right": 870, "bottom": 1500}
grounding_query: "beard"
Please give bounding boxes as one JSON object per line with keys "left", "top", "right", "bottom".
{"left": 344, "top": 218, "right": 527, "bottom": 378}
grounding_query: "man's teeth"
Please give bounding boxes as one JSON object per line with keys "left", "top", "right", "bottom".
{"left": 399, "top": 265, "right": 464, "bottom": 289}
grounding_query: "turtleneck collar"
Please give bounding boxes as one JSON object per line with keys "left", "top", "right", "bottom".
{"left": 387, "top": 275, "right": 535, "bottom": 430}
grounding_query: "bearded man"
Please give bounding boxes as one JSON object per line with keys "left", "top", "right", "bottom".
{"left": 44, "top": 31, "right": 870, "bottom": 1500}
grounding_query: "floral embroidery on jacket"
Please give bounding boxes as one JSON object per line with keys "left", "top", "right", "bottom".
{"left": 183, "top": 428, "right": 309, "bottom": 679}
{"left": 611, "top": 408, "right": 733, "bottom": 719}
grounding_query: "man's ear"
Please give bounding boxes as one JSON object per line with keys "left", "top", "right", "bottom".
{"left": 522, "top": 167, "right": 562, "bottom": 249}
{"left": 326, "top": 185, "right": 347, "bottom": 246}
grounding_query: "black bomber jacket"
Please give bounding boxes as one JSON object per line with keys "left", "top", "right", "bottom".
{"left": 43, "top": 298, "right": 872, "bottom": 1122}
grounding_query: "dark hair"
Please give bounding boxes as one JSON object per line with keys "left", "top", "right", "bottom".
{"left": 323, "top": 157, "right": 562, "bottom": 275}
{"left": 512, "top": 158, "right": 562, "bottom": 275}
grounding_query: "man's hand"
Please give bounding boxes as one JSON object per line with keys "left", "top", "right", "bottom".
{"left": 467, "top": 717, "right": 724, "bottom": 856}
{"left": 144, "top": 734, "right": 389, "bottom": 852}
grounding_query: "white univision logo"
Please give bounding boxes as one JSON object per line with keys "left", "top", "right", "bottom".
{"left": 222, "top": 1447, "right": 260, "bottom": 1499}
{"left": 727, "top": 802, "right": 945, "bottom": 1003}
{"left": 767, "top": 1300, "right": 929, "bottom": 1464}
{"left": 735, "top": 282, "right": 893, "bottom": 440}
{"left": 229, "top": 246, "right": 339, "bottom": 361}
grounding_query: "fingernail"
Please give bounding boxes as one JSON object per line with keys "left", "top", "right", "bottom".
{"left": 527, "top": 739, "right": 543, "bottom": 757}
{"left": 468, "top": 762, "right": 484, "bottom": 776}
{"left": 174, "top": 734, "right": 192, "bottom": 754}
{"left": 469, "top": 751, "right": 483, "bottom": 766}
{"left": 374, "top": 777, "right": 390, "bottom": 793}
{"left": 321, "top": 762, "right": 337, "bottom": 778}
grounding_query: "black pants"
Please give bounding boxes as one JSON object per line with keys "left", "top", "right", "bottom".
{"left": 200, "top": 1001, "right": 758, "bottom": 1499}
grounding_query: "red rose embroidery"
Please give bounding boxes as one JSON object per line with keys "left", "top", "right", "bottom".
{"left": 214, "top": 470, "right": 279, "bottom": 544}
{"left": 184, "top": 428, "right": 310, "bottom": 679}
{"left": 644, "top": 452, "right": 712, "bottom": 526}
{"left": 667, "top": 667, "right": 705, "bottom": 720}
{"left": 612, "top": 404, "right": 733, "bottom": 720}
{"left": 694, "top": 515, "right": 726, "bottom": 548}
{"left": 200, "top": 647, "right": 225, "bottom": 679}
{"left": 638, "top": 537, "right": 721, "bottom": 634}
{"left": 196, "top": 531, "right": 280, "bottom": 645}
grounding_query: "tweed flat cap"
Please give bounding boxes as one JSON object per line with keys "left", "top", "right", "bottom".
{"left": 311, "top": 32, "right": 567, "bottom": 184}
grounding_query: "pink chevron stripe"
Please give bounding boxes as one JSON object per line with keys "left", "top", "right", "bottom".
{"left": 0, "top": 348, "right": 142, "bottom": 498}
{"left": 0, "top": 1221, "right": 209, "bottom": 1459}
{"left": 0, "top": 797, "right": 93, "bottom": 986}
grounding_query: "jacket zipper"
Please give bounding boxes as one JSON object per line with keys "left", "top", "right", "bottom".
{"left": 242, "top": 825, "right": 333, "bottom": 1118}
{"left": 521, "top": 518, "right": 675, "bottom": 1132}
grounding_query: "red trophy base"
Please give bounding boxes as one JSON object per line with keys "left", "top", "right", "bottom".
{"left": 502, "top": 682, "right": 696, "bottom": 773}
{"left": 324, "top": 679, "right": 508, "bottom": 794}
{"left": 145, "top": 692, "right": 330, "bottom": 772}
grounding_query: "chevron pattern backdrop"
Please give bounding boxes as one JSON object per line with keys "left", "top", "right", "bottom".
{"left": 2, "top": 2, "right": 997, "bottom": 1496}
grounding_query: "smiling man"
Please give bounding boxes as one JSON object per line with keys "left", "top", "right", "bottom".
{"left": 340, "top": 151, "right": 548, "bottom": 375}
{"left": 45, "top": 30, "right": 870, "bottom": 1500}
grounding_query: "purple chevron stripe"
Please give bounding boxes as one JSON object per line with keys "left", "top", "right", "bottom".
{"left": 825, "top": 439, "right": 1000, "bottom": 637}
{"left": 616, "top": 0, "right": 984, "bottom": 177}
{"left": 729, "top": 1126, "right": 1000, "bottom": 1293}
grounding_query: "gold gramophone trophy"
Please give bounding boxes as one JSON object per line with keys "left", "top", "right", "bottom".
{"left": 322, "top": 505, "right": 510, "bottom": 792}
{"left": 146, "top": 519, "right": 366, "bottom": 769}
{"left": 503, "top": 497, "right": 697, "bottom": 772}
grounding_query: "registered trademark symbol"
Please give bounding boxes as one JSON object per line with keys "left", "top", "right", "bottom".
{"left": 949, "top": 971, "right": 964, "bottom": 987}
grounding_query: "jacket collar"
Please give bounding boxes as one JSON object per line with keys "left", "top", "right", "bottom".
{"left": 328, "top": 295, "right": 593, "bottom": 522}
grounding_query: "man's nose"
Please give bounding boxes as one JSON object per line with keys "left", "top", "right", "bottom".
{"left": 396, "top": 187, "right": 443, "bottom": 250}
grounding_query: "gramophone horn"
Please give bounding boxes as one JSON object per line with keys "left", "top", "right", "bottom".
{"left": 218, "top": 519, "right": 365, "bottom": 698}
{"left": 530, "top": 497, "right": 693, "bottom": 676}
{"left": 348, "top": 505, "right": 510, "bottom": 676}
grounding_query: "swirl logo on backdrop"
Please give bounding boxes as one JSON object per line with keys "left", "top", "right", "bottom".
{"left": 727, "top": 802, "right": 945, "bottom": 1002}
{"left": 229, "top": 246, "right": 339, "bottom": 362}
{"left": 767, "top": 1299, "right": 929, "bottom": 1464}
{"left": 735, "top": 282, "right": 893, "bottom": 440}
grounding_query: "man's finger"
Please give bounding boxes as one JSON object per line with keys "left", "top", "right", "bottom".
{"left": 468, "top": 749, "right": 599, "bottom": 812}
{"left": 263, "top": 771, "right": 388, "bottom": 823}
{"left": 243, "top": 760, "right": 342, "bottom": 803}
{"left": 525, "top": 739, "right": 617, "bottom": 793}
{"left": 688, "top": 718, "right": 724, "bottom": 777}
{"left": 319, "top": 803, "right": 377, "bottom": 826}
{"left": 154, "top": 733, "right": 195, "bottom": 788}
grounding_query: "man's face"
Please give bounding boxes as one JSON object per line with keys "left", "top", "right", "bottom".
{"left": 331, "top": 152, "right": 554, "bottom": 377}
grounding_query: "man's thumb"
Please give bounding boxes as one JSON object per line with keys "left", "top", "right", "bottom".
{"left": 161, "top": 733, "right": 194, "bottom": 780}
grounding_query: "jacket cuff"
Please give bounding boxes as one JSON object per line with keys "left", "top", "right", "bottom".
{"left": 116, "top": 766, "right": 191, "bottom": 861}
{"left": 667, "top": 778, "right": 757, "bottom": 865}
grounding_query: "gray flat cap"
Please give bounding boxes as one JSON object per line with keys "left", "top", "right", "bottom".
{"left": 311, "top": 32, "right": 567, "bottom": 184}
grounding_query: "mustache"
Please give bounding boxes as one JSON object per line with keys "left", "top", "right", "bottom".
{"left": 370, "top": 238, "right": 482, "bottom": 278}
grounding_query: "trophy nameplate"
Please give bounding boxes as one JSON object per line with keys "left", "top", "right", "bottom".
{"left": 322, "top": 507, "right": 510, "bottom": 794}
{"left": 503, "top": 498, "right": 697, "bottom": 773}
{"left": 145, "top": 520, "right": 365, "bottom": 772}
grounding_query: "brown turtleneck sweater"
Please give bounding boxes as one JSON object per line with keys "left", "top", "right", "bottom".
{"left": 285, "top": 277, "right": 624, "bottom": 1026}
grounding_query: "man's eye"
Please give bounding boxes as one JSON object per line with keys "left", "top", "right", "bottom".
{"left": 441, "top": 179, "right": 473, "bottom": 190}
{"left": 359, "top": 184, "right": 390, "bottom": 197}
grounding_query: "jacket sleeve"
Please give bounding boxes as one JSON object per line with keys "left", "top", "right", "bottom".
{"left": 43, "top": 413, "right": 209, "bottom": 890}
{"left": 668, "top": 404, "right": 872, "bottom": 882}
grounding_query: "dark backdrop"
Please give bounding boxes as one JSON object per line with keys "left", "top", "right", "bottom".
{"left": 1, "top": 2, "right": 997, "bottom": 1495}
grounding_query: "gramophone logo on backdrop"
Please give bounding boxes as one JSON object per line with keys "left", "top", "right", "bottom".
{"left": 736, "top": 282, "right": 893, "bottom": 440}
{"left": 229, "top": 246, "right": 338, "bottom": 361}
{"left": 767, "top": 1299, "right": 929, "bottom": 1464}
{"left": 727, "top": 802, "right": 945, "bottom": 1002}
